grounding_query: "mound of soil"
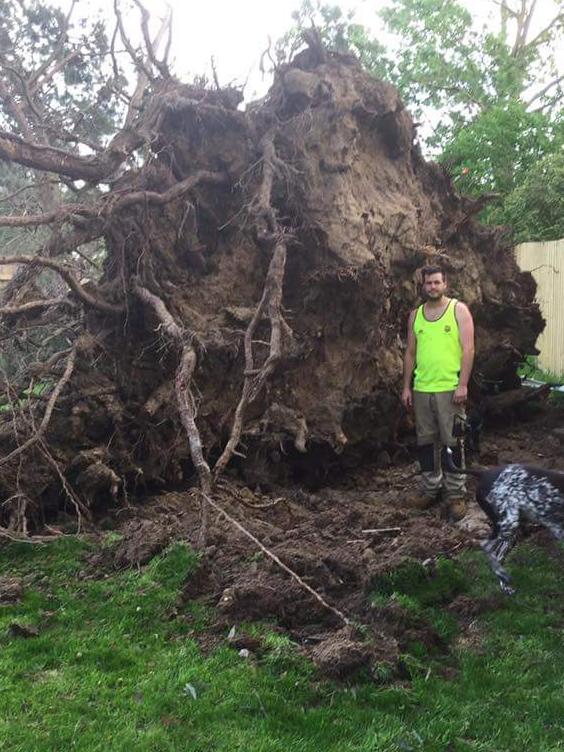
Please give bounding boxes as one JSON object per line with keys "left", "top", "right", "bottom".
{"left": 0, "top": 46, "right": 544, "bottom": 520}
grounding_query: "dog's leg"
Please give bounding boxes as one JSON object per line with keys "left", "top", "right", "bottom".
{"left": 481, "top": 538, "right": 514, "bottom": 594}
{"left": 491, "top": 536, "right": 516, "bottom": 561}
{"left": 481, "top": 516, "right": 519, "bottom": 595}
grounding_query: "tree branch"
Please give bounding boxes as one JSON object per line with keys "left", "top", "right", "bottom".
{"left": 0, "top": 170, "right": 228, "bottom": 230}
{"left": 0, "top": 256, "right": 124, "bottom": 314}
{"left": 520, "top": 11, "right": 563, "bottom": 52}
{"left": 0, "top": 298, "right": 77, "bottom": 316}
{"left": 131, "top": 0, "right": 171, "bottom": 78}
{"left": 0, "top": 204, "right": 95, "bottom": 227}
{"left": 200, "top": 490, "right": 350, "bottom": 625}
{"left": 526, "top": 74, "right": 564, "bottom": 107}
{"left": 0, "top": 128, "right": 140, "bottom": 182}
{"left": 114, "top": 0, "right": 155, "bottom": 82}
{"left": 0, "top": 341, "right": 78, "bottom": 468}
{"left": 27, "top": 0, "right": 78, "bottom": 92}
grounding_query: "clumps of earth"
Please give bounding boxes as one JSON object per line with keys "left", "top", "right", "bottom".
{"left": 88, "top": 407, "right": 563, "bottom": 678}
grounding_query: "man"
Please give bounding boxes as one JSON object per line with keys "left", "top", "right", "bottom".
{"left": 401, "top": 265, "right": 475, "bottom": 521}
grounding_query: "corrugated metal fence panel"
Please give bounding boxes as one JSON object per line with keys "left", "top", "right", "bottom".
{"left": 515, "top": 239, "right": 564, "bottom": 376}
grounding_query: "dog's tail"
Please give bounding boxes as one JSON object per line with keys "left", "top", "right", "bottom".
{"left": 445, "top": 447, "right": 484, "bottom": 477}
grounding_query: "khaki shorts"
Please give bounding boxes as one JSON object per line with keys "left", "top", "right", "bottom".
{"left": 412, "top": 390, "right": 466, "bottom": 499}
{"left": 413, "top": 390, "right": 464, "bottom": 447}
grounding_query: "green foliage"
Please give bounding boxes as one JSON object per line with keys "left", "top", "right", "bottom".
{"left": 0, "top": 380, "right": 52, "bottom": 413}
{"left": 502, "top": 148, "right": 564, "bottom": 241}
{"left": 276, "top": 0, "right": 389, "bottom": 79}
{"left": 1, "top": 538, "right": 564, "bottom": 750}
{"left": 518, "top": 354, "right": 564, "bottom": 383}
{"left": 0, "top": 0, "right": 126, "bottom": 142}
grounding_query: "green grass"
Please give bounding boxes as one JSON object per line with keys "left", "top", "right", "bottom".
{"left": 1, "top": 537, "right": 563, "bottom": 751}
{"left": 518, "top": 356, "right": 564, "bottom": 407}
{"left": 519, "top": 355, "right": 564, "bottom": 386}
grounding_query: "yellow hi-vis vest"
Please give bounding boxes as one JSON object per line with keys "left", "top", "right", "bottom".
{"left": 413, "top": 298, "right": 462, "bottom": 392}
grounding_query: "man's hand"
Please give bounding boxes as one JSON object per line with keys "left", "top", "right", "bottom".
{"left": 402, "top": 386, "right": 413, "bottom": 409}
{"left": 453, "top": 385, "right": 468, "bottom": 404}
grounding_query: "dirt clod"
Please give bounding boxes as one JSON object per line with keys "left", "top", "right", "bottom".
{"left": 0, "top": 576, "right": 23, "bottom": 605}
{"left": 112, "top": 519, "right": 177, "bottom": 568}
{"left": 311, "top": 628, "right": 372, "bottom": 678}
{"left": 8, "top": 622, "right": 39, "bottom": 638}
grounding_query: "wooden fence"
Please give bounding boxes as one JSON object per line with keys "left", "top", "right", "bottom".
{"left": 515, "top": 238, "right": 564, "bottom": 376}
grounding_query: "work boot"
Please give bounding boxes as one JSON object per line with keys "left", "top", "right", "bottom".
{"left": 447, "top": 496, "right": 467, "bottom": 522}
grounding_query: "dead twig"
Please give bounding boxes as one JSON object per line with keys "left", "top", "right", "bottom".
{"left": 362, "top": 527, "right": 402, "bottom": 534}
{"left": 0, "top": 256, "right": 124, "bottom": 314}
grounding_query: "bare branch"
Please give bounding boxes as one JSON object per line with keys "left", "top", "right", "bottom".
{"left": 0, "top": 256, "right": 124, "bottom": 314}
{"left": 0, "top": 179, "right": 60, "bottom": 206}
{"left": 520, "top": 11, "right": 563, "bottom": 52}
{"left": 0, "top": 341, "right": 78, "bottom": 468}
{"left": 0, "top": 170, "right": 227, "bottom": 232}
{"left": 131, "top": 0, "right": 171, "bottom": 77}
{"left": 0, "top": 204, "right": 94, "bottom": 228}
{"left": 0, "top": 298, "right": 77, "bottom": 316}
{"left": 113, "top": 0, "right": 155, "bottom": 82}
{"left": 108, "top": 170, "right": 229, "bottom": 211}
{"left": 27, "top": 0, "right": 78, "bottom": 92}
{"left": 162, "top": 6, "right": 173, "bottom": 67}
{"left": 526, "top": 74, "right": 564, "bottom": 107}
{"left": 0, "top": 128, "right": 141, "bottom": 182}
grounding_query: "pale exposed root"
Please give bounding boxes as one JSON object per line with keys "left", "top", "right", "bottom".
{"left": 213, "top": 131, "right": 293, "bottom": 480}
{"left": 0, "top": 298, "right": 77, "bottom": 316}
{"left": 132, "top": 281, "right": 211, "bottom": 545}
{"left": 143, "top": 379, "right": 173, "bottom": 416}
{"left": 0, "top": 523, "right": 66, "bottom": 543}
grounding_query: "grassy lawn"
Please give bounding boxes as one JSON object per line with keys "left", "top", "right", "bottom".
{"left": 0, "top": 536, "right": 563, "bottom": 752}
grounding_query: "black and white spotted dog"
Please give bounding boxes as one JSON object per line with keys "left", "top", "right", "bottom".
{"left": 446, "top": 449, "right": 564, "bottom": 593}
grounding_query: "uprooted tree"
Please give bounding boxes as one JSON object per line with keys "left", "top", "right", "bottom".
{"left": 0, "top": 2, "right": 544, "bottom": 537}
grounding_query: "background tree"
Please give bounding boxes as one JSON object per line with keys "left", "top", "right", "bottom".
{"left": 0, "top": 0, "right": 132, "bottom": 378}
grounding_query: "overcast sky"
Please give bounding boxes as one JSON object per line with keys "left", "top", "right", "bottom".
{"left": 65, "top": 0, "right": 562, "bottom": 102}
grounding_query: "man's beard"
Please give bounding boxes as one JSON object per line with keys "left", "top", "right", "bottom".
{"left": 423, "top": 290, "right": 443, "bottom": 301}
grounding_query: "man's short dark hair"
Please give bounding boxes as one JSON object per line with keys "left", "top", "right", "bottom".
{"left": 421, "top": 265, "right": 446, "bottom": 281}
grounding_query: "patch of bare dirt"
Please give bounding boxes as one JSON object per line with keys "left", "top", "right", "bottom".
{"left": 0, "top": 576, "right": 23, "bottom": 605}
{"left": 90, "top": 406, "right": 564, "bottom": 678}
{"left": 103, "top": 472, "right": 465, "bottom": 676}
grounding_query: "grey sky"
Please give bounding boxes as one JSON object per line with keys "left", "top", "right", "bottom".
{"left": 63, "top": 0, "right": 563, "bottom": 104}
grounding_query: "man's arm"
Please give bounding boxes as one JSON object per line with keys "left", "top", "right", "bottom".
{"left": 402, "top": 309, "right": 417, "bottom": 409}
{"left": 454, "top": 302, "right": 475, "bottom": 404}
